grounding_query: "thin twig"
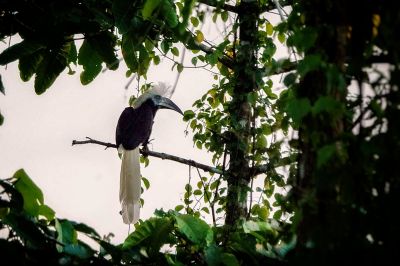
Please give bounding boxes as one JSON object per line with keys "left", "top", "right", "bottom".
{"left": 195, "top": 167, "right": 216, "bottom": 225}
{"left": 186, "top": 165, "right": 192, "bottom": 214}
{"left": 71, "top": 137, "right": 223, "bottom": 175}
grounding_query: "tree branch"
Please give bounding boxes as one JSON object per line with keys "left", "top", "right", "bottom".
{"left": 198, "top": 0, "right": 290, "bottom": 14}
{"left": 71, "top": 137, "right": 223, "bottom": 175}
{"left": 197, "top": 0, "right": 238, "bottom": 13}
{"left": 190, "top": 41, "right": 235, "bottom": 69}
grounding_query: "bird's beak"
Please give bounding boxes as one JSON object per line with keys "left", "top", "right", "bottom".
{"left": 158, "top": 97, "right": 183, "bottom": 115}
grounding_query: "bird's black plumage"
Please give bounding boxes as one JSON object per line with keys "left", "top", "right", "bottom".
{"left": 116, "top": 99, "right": 157, "bottom": 150}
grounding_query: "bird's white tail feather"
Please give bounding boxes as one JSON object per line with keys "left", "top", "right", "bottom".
{"left": 120, "top": 148, "right": 141, "bottom": 224}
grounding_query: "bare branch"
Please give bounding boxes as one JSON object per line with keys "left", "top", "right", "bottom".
{"left": 72, "top": 137, "right": 117, "bottom": 149}
{"left": 71, "top": 137, "right": 223, "bottom": 175}
{"left": 197, "top": 0, "right": 290, "bottom": 14}
{"left": 197, "top": 0, "right": 238, "bottom": 13}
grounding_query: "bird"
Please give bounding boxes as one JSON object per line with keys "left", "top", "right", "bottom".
{"left": 115, "top": 82, "right": 183, "bottom": 224}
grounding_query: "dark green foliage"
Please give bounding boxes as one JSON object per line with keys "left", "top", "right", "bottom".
{"left": 0, "top": 170, "right": 285, "bottom": 265}
{"left": 1, "top": 0, "right": 400, "bottom": 265}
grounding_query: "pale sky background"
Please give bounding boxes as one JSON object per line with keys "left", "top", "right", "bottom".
{"left": 0, "top": 10, "right": 286, "bottom": 244}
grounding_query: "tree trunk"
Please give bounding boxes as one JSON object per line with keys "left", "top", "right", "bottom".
{"left": 225, "top": 0, "right": 258, "bottom": 227}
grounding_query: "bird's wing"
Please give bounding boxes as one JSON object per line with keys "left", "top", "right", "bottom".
{"left": 115, "top": 106, "right": 154, "bottom": 150}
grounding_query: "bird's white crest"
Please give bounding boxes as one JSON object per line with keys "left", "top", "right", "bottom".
{"left": 132, "top": 82, "right": 174, "bottom": 108}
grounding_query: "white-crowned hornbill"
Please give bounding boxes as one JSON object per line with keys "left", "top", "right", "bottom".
{"left": 116, "top": 83, "right": 182, "bottom": 224}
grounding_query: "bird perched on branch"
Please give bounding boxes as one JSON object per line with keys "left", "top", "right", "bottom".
{"left": 116, "top": 82, "right": 183, "bottom": 224}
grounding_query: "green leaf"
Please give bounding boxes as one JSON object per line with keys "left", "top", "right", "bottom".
{"left": 56, "top": 219, "right": 77, "bottom": 251}
{"left": 273, "top": 209, "right": 282, "bottom": 220}
{"left": 0, "top": 111, "right": 3, "bottom": 126}
{"left": 64, "top": 244, "right": 92, "bottom": 259}
{"left": 221, "top": 253, "right": 240, "bottom": 266}
{"left": 78, "top": 40, "right": 102, "bottom": 85}
{"left": 67, "top": 41, "right": 78, "bottom": 65}
{"left": 266, "top": 22, "right": 274, "bottom": 36}
{"left": 18, "top": 51, "right": 44, "bottom": 82}
{"left": 88, "top": 32, "right": 119, "bottom": 70}
{"left": 255, "top": 135, "right": 268, "bottom": 149}
{"left": 161, "top": 0, "right": 178, "bottom": 28}
{"left": 177, "top": 63, "right": 183, "bottom": 73}
{"left": 13, "top": 169, "right": 44, "bottom": 216}
{"left": 313, "top": 96, "right": 343, "bottom": 115}
{"left": 287, "top": 28, "right": 318, "bottom": 52}
{"left": 122, "top": 33, "right": 139, "bottom": 72}
{"left": 123, "top": 217, "right": 173, "bottom": 254}
{"left": 283, "top": 73, "right": 297, "bottom": 87}
{"left": 286, "top": 98, "right": 311, "bottom": 126}
{"left": 174, "top": 214, "right": 213, "bottom": 245}
{"left": 193, "top": 189, "right": 202, "bottom": 196}
{"left": 38, "top": 204, "right": 55, "bottom": 221}
{"left": 161, "top": 40, "right": 171, "bottom": 54}
{"left": 191, "top": 17, "right": 199, "bottom": 27}
{"left": 243, "top": 220, "right": 273, "bottom": 234}
{"left": 297, "top": 54, "right": 322, "bottom": 76}
{"left": 205, "top": 244, "right": 222, "bottom": 266}
{"left": 221, "top": 11, "right": 228, "bottom": 22}
{"left": 34, "top": 49, "right": 68, "bottom": 94}
{"left": 142, "top": 0, "right": 162, "bottom": 19}
{"left": 153, "top": 55, "right": 160, "bottom": 65}
{"left": 278, "top": 32, "right": 286, "bottom": 43}
{"left": 171, "top": 47, "right": 179, "bottom": 56}
{"left": 317, "top": 143, "right": 336, "bottom": 168}
{"left": 0, "top": 75, "right": 4, "bottom": 95}
{"left": 174, "top": 205, "right": 184, "bottom": 212}
{"left": 0, "top": 40, "right": 44, "bottom": 65}
{"left": 195, "top": 30, "right": 204, "bottom": 43}
{"left": 113, "top": 0, "right": 134, "bottom": 34}
{"left": 258, "top": 206, "right": 269, "bottom": 221}
{"left": 183, "top": 110, "right": 195, "bottom": 121}
{"left": 71, "top": 221, "right": 101, "bottom": 238}
{"left": 142, "top": 177, "right": 150, "bottom": 190}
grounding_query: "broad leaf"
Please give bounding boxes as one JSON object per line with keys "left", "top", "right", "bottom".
{"left": 78, "top": 40, "right": 102, "bottom": 85}
{"left": 38, "top": 204, "right": 55, "bottom": 221}
{"left": 285, "top": 98, "right": 311, "bottom": 126}
{"left": 13, "top": 169, "right": 44, "bottom": 216}
{"left": 162, "top": 0, "right": 178, "bottom": 28}
{"left": 56, "top": 219, "right": 77, "bottom": 252}
{"left": 123, "top": 217, "right": 173, "bottom": 254}
{"left": 19, "top": 51, "right": 44, "bottom": 82}
{"left": 0, "top": 40, "right": 44, "bottom": 65}
{"left": 205, "top": 244, "right": 222, "bottom": 266}
{"left": 64, "top": 242, "right": 93, "bottom": 259}
{"left": 174, "top": 214, "right": 213, "bottom": 245}
{"left": 71, "top": 221, "right": 101, "bottom": 238}
{"left": 297, "top": 54, "right": 322, "bottom": 76}
{"left": 88, "top": 32, "right": 119, "bottom": 70}
{"left": 67, "top": 41, "right": 78, "bottom": 65}
{"left": 122, "top": 33, "right": 139, "bottom": 72}
{"left": 142, "top": 0, "right": 162, "bottom": 19}
{"left": 113, "top": 0, "right": 134, "bottom": 34}
{"left": 34, "top": 49, "right": 68, "bottom": 94}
